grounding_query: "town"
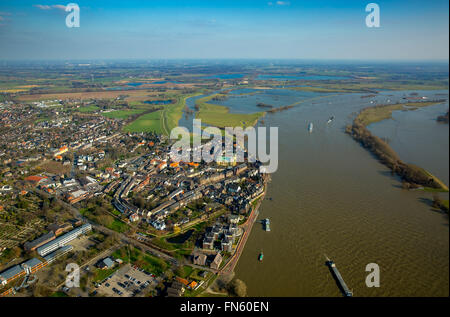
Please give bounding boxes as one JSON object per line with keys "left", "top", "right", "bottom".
{"left": 0, "top": 97, "right": 268, "bottom": 297}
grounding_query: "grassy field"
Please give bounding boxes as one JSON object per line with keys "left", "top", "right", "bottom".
{"left": 164, "top": 93, "right": 202, "bottom": 134}
{"left": 93, "top": 267, "right": 120, "bottom": 282}
{"left": 77, "top": 105, "right": 100, "bottom": 113}
{"left": 177, "top": 265, "right": 194, "bottom": 278}
{"left": 123, "top": 110, "right": 164, "bottom": 134}
{"left": 196, "top": 93, "right": 265, "bottom": 128}
{"left": 108, "top": 219, "right": 129, "bottom": 233}
{"left": 101, "top": 109, "right": 146, "bottom": 119}
{"left": 123, "top": 92, "right": 201, "bottom": 135}
{"left": 112, "top": 246, "right": 169, "bottom": 275}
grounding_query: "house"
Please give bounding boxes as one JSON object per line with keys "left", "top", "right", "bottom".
{"left": 25, "top": 175, "right": 48, "bottom": 187}
{"left": 221, "top": 238, "right": 233, "bottom": 253}
{"left": 97, "top": 257, "right": 115, "bottom": 270}
{"left": 192, "top": 252, "right": 207, "bottom": 266}
{"left": 176, "top": 277, "right": 189, "bottom": 286}
{"left": 66, "top": 189, "right": 89, "bottom": 204}
{"left": 63, "top": 178, "right": 77, "bottom": 187}
{"left": 202, "top": 237, "right": 214, "bottom": 250}
{"left": 229, "top": 214, "right": 240, "bottom": 224}
{"left": 54, "top": 146, "right": 68, "bottom": 157}
{"left": 210, "top": 253, "right": 223, "bottom": 270}
{"left": 129, "top": 213, "right": 140, "bottom": 222}
{"left": 166, "top": 281, "right": 185, "bottom": 297}
{"left": 151, "top": 220, "right": 166, "bottom": 231}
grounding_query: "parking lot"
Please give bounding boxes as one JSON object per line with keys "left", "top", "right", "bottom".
{"left": 96, "top": 264, "right": 159, "bottom": 297}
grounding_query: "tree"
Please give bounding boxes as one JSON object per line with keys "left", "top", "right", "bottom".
{"left": 97, "top": 214, "right": 114, "bottom": 227}
{"left": 134, "top": 196, "right": 145, "bottom": 209}
{"left": 228, "top": 279, "right": 247, "bottom": 297}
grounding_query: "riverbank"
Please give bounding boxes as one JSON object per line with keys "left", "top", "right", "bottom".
{"left": 346, "top": 100, "right": 449, "bottom": 191}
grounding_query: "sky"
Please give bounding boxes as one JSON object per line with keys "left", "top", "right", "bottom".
{"left": 0, "top": 0, "right": 448, "bottom": 61}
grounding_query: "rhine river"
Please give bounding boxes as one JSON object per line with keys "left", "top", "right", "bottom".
{"left": 182, "top": 89, "right": 449, "bottom": 297}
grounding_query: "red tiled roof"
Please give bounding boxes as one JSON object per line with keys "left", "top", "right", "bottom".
{"left": 25, "top": 175, "right": 47, "bottom": 183}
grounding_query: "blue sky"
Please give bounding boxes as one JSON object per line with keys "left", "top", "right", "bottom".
{"left": 0, "top": 0, "right": 448, "bottom": 60}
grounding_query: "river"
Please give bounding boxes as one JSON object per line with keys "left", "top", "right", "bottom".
{"left": 181, "top": 88, "right": 449, "bottom": 297}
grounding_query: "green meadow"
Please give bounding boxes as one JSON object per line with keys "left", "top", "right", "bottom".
{"left": 123, "top": 110, "right": 164, "bottom": 134}
{"left": 196, "top": 94, "right": 265, "bottom": 128}
{"left": 102, "top": 109, "right": 146, "bottom": 119}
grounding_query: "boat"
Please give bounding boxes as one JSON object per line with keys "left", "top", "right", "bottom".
{"left": 258, "top": 252, "right": 264, "bottom": 262}
{"left": 308, "top": 122, "right": 313, "bottom": 133}
{"left": 327, "top": 116, "right": 335, "bottom": 124}
{"left": 325, "top": 257, "right": 353, "bottom": 297}
{"left": 263, "top": 218, "right": 270, "bottom": 232}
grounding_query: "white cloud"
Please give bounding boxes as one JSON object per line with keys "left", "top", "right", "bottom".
{"left": 268, "top": 1, "right": 290, "bottom": 6}
{"left": 33, "top": 4, "right": 67, "bottom": 11}
{"left": 33, "top": 4, "right": 52, "bottom": 10}
{"left": 52, "top": 5, "right": 67, "bottom": 11}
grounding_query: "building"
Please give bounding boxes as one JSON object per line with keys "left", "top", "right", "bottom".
{"left": 0, "top": 265, "right": 23, "bottom": 286}
{"left": 21, "top": 258, "right": 45, "bottom": 275}
{"left": 54, "top": 146, "right": 68, "bottom": 157}
{"left": 0, "top": 258, "right": 47, "bottom": 286}
{"left": 24, "top": 175, "right": 48, "bottom": 187}
{"left": 24, "top": 232, "right": 56, "bottom": 251}
{"left": 129, "top": 213, "right": 140, "bottom": 222}
{"left": 151, "top": 220, "right": 166, "bottom": 231}
{"left": 66, "top": 189, "right": 89, "bottom": 204}
{"left": 36, "top": 224, "right": 92, "bottom": 257}
{"left": 202, "top": 237, "right": 214, "bottom": 250}
{"left": 97, "top": 257, "right": 115, "bottom": 269}
{"left": 192, "top": 252, "right": 207, "bottom": 266}
{"left": 48, "top": 223, "right": 73, "bottom": 236}
{"left": 221, "top": 238, "right": 233, "bottom": 253}
{"left": 234, "top": 163, "right": 247, "bottom": 175}
{"left": 216, "top": 155, "right": 237, "bottom": 167}
{"left": 210, "top": 253, "right": 223, "bottom": 270}
{"left": 229, "top": 214, "right": 240, "bottom": 224}
{"left": 166, "top": 281, "right": 185, "bottom": 297}
{"left": 43, "top": 245, "right": 74, "bottom": 264}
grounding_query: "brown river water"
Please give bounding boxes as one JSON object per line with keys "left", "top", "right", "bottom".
{"left": 227, "top": 89, "right": 449, "bottom": 297}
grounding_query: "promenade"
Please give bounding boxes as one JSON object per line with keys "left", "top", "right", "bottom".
{"left": 220, "top": 191, "right": 265, "bottom": 276}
